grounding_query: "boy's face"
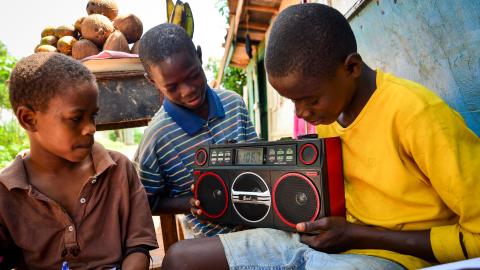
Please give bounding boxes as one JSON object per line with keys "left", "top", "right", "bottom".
{"left": 29, "top": 82, "right": 99, "bottom": 162}
{"left": 147, "top": 50, "right": 207, "bottom": 109}
{"left": 269, "top": 65, "right": 357, "bottom": 125}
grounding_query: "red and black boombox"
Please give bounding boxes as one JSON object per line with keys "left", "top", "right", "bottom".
{"left": 193, "top": 136, "right": 345, "bottom": 232}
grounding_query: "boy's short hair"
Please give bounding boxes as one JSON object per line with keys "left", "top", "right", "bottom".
{"left": 265, "top": 3, "right": 357, "bottom": 78}
{"left": 9, "top": 52, "right": 96, "bottom": 112}
{"left": 138, "top": 23, "right": 197, "bottom": 71}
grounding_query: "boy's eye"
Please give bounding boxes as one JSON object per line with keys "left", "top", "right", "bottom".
{"left": 166, "top": 85, "right": 177, "bottom": 92}
{"left": 70, "top": 117, "right": 81, "bottom": 122}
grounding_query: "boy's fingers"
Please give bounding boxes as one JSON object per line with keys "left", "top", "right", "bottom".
{"left": 189, "top": 197, "right": 196, "bottom": 206}
{"left": 300, "top": 234, "right": 317, "bottom": 247}
{"left": 195, "top": 200, "right": 200, "bottom": 207}
{"left": 296, "top": 222, "right": 306, "bottom": 232}
{"left": 300, "top": 218, "right": 329, "bottom": 233}
{"left": 191, "top": 184, "right": 195, "bottom": 191}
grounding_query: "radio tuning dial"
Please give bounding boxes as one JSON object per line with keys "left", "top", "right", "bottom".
{"left": 195, "top": 148, "right": 208, "bottom": 166}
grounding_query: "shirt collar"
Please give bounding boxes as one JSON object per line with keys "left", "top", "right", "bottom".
{"left": 0, "top": 143, "right": 116, "bottom": 191}
{"left": 163, "top": 86, "right": 225, "bottom": 136}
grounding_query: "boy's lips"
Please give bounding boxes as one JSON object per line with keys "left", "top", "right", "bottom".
{"left": 186, "top": 95, "right": 202, "bottom": 106}
{"left": 75, "top": 141, "right": 94, "bottom": 149}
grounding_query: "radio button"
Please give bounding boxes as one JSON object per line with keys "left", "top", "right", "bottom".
{"left": 268, "top": 156, "right": 276, "bottom": 162}
{"left": 286, "top": 155, "right": 293, "bottom": 161}
{"left": 269, "top": 149, "right": 276, "bottom": 155}
{"left": 225, "top": 151, "right": 231, "bottom": 157}
{"left": 277, "top": 156, "right": 285, "bottom": 162}
{"left": 286, "top": 148, "right": 294, "bottom": 155}
{"left": 212, "top": 151, "right": 218, "bottom": 157}
{"left": 218, "top": 152, "right": 224, "bottom": 157}
{"left": 218, "top": 157, "right": 224, "bottom": 162}
{"left": 277, "top": 150, "right": 285, "bottom": 155}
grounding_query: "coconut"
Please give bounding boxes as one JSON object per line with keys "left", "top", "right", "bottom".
{"left": 35, "top": 45, "right": 58, "bottom": 53}
{"left": 86, "top": 0, "right": 118, "bottom": 20}
{"left": 130, "top": 40, "right": 140, "bottom": 54}
{"left": 41, "top": 26, "right": 56, "bottom": 38}
{"left": 103, "top": 30, "right": 129, "bottom": 53}
{"left": 55, "top": 25, "right": 75, "bottom": 38}
{"left": 74, "top": 17, "right": 85, "bottom": 33}
{"left": 72, "top": 39, "right": 99, "bottom": 60}
{"left": 113, "top": 14, "right": 143, "bottom": 44}
{"left": 40, "top": 35, "right": 58, "bottom": 46}
{"left": 81, "top": 14, "right": 114, "bottom": 46}
{"left": 57, "top": 36, "right": 78, "bottom": 55}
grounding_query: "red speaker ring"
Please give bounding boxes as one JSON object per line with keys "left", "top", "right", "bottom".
{"left": 272, "top": 172, "right": 320, "bottom": 228}
{"left": 194, "top": 172, "right": 229, "bottom": 219}
{"left": 299, "top": 143, "right": 318, "bottom": 165}
{"left": 195, "top": 148, "right": 208, "bottom": 166}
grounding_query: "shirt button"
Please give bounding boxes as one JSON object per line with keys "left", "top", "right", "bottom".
{"left": 68, "top": 225, "right": 74, "bottom": 232}
{"left": 80, "top": 198, "right": 86, "bottom": 204}
{"left": 91, "top": 178, "right": 97, "bottom": 184}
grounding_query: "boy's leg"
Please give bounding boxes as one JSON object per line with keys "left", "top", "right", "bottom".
{"left": 162, "top": 228, "right": 406, "bottom": 270}
{"left": 161, "top": 237, "right": 228, "bottom": 270}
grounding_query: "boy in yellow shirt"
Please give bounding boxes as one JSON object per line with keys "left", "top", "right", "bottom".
{"left": 161, "top": 3, "right": 480, "bottom": 270}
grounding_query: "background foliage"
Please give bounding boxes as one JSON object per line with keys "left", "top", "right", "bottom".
{"left": 205, "top": 0, "right": 247, "bottom": 96}
{"left": 0, "top": 41, "right": 29, "bottom": 168}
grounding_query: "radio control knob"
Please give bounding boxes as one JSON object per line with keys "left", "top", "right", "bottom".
{"left": 195, "top": 148, "right": 208, "bottom": 166}
{"left": 299, "top": 143, "right": 318, "bottom": 165}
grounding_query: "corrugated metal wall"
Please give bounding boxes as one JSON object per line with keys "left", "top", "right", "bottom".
{"left": 347, "top": 0, "right": 480, "bottom": 135}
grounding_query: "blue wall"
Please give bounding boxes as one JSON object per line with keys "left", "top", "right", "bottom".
{"left": 349, "top": 0, "right": 480, "bottom": 135}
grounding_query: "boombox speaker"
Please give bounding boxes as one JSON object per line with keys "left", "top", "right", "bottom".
{"left": 193, "top": 137, "right": 345, "bottom": 232}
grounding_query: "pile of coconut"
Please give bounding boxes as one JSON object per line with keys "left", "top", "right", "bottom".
{"left": 34, "top": 0, "right": 143, "bottom": 60}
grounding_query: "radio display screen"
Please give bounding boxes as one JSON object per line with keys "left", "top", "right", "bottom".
{"left": 236, "top": 148, "right": 263, "bottom": 165}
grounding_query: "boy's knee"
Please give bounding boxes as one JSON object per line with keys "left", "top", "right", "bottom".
{"left": 162, "top": 240, "right": 194, "bottom": 270}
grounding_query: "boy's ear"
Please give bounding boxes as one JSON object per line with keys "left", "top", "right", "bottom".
{"left": 343, "top": 53, "right": 363, "bottom": 78}
{"left": 144, "top": 72, "right": 155, "bottom": 84}
{"left": 16, "top": 106, "right": 37, "bottom": 132}
{"left": 144, "top": 72, "right": 165, "bottom": 101}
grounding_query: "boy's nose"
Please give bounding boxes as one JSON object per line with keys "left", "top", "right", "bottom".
{"left": 82, "top": 121, "right": 96, "bottom": 136}
{"left": 295, "top": 104, "right": 312, "bottom": 119}
{"left": 180, "top": 83, "right": 196, "bottom": 96}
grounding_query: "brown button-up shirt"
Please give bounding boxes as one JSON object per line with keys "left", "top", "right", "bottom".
{"left": 0, "top": 143, "right": 158, "bottom": 269}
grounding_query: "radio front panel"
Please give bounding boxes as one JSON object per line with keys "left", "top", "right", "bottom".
{"left": 193, "top": 137, "right": 345, "bottom": 232}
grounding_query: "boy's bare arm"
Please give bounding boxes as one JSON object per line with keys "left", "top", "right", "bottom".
{"left": 151, "top": 196, "right": 192, "bottom": 215}
{"left": 298, "top": 216, "right": 436, "bottom": 262}
{"left": 121, "top": 252, "right": 150, "bottom": 270}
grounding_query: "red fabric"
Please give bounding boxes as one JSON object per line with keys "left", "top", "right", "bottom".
{"left": 325, "top": 137, "right": 346, "bottom": 217}
{"left": 81, "top": 50, "right": 138, "bottom": 62}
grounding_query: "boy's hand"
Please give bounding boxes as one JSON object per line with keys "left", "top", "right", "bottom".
{"left": 190, "top": 184, "right": 202, "bottom": 217}
{"left": 296, "top": 216, "right": 356, "bottom": 253}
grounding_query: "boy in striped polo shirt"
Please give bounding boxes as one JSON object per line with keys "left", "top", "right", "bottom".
{"left": 134, "top": 24, "right": 258, "bottom": 237}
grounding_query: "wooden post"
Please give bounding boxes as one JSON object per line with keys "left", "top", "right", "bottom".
{"left": 160, "top": 214, "right": 179, "bottom": 252}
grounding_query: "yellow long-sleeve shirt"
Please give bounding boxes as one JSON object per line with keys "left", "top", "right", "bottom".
{"left": 317, "top": 70, "right": 480, "bottom": 269}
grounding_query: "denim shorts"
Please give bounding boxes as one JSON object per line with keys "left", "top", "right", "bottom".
{"left": 219, "top": 228, "right": 405, "bottom": 270}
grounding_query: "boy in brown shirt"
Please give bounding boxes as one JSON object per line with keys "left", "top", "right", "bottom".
{"left": 0, "top": 52, "right": 158, "bottom": 269}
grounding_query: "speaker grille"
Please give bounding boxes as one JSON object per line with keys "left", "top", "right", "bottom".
{"left": 232, "top": 172, "right": 271, "bottom": 223}
{"left": 195, "top": 172, "right": 228, "bottom": 219}
{"left": 273, "top": 173, "right": 320, "bottom": 228}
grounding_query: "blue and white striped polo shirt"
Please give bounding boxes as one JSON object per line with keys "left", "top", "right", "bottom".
{"left": 135, "top": 87, "right": 257, "bottom": 237}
